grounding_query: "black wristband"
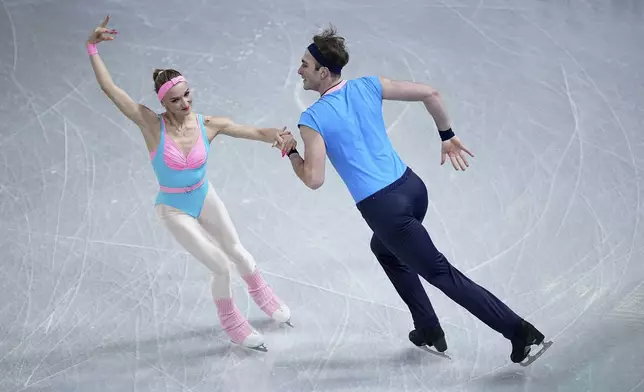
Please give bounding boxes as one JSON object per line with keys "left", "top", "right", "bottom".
{"left": 439, "top": 128, "right": 455, "bottom": 141}
{"left": 287, "top": 148, "right": 299, "bottom": 157}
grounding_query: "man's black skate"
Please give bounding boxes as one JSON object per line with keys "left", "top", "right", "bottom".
{"left": 409, "top": 326, "right": 450, "bottom": 358}
{"left": 409, "top": 327, "right": 448, "bottom": 352}
{"left": 510, "top": 320, "right": 553, "bottom": 367}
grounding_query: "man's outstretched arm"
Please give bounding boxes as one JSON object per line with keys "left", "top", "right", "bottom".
{"left": 379, "top": 76, "right": 474, "bottom": 170}
{"left": 379, "top": 76, "right": 452, "bottom": 133}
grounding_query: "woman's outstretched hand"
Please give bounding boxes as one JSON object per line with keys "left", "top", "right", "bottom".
{"left": 87, "top": 15, "right": 118, "bottom": 45}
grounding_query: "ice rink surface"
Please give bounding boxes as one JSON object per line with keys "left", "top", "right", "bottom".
{"left": 1, "top": 0, "right": 643, "bottom": 391}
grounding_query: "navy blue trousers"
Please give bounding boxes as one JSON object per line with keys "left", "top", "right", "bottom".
{"left": 356, "top": 167, "right": 522, "bottom": 340}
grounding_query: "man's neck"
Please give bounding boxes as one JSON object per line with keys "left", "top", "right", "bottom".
{"left": 317, "top": 77, "right": 343, "bottom": 96}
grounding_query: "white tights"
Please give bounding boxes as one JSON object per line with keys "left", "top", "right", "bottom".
{"left": 155, "top": 182, "right": 257, "bottom": 300}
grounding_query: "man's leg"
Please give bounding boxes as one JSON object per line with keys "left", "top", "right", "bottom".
{"left": 370, "top": 234, "right": 440, "bottom": 330}
{"left": 359, "top": 169, "right": 523, "bottom": 340}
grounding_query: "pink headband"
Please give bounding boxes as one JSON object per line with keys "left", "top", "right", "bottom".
{"left": 157, "top": 76, "right": 187, "bottom": 101}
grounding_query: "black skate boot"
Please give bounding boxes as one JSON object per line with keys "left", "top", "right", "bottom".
{"left": 510, "top": 320, "right": 553, "bottom": 367}
{"left": 409, "top": 326, "right": 448, "bottom": 353}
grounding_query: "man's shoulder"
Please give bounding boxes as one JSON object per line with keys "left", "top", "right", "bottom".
{"left": 349, "top": 75, "right": 381, "bottom": 85}
{"left": 301, "top": 98, "right": 330, "bottom": 116}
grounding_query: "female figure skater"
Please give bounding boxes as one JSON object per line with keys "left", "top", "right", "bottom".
{"left": 86, "top": 16, "right": 293, "bottom": 351}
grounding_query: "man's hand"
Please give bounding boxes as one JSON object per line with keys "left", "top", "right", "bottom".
{"left": 271, "top": 127, "right": 297, "bottom": 156}
{"left": 441, "top": 137, "right": 474, "bottom": 171}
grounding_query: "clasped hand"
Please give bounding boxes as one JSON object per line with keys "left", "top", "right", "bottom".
{"left": 271, "top": 127, "right": 297, "bottom": 156}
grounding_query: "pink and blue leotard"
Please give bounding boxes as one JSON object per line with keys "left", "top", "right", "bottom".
{"left": 149, "top": 113, "right": 210, "bottom": 218}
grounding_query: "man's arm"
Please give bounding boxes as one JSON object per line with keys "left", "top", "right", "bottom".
{"left": 288, "top": 125, "right": 326, "bottom": 189}
{"left": 379, "top": 76, "right": 451, "bottom": 133}
{"left": 379, "top": 76, "right": 474, "bottom": 170}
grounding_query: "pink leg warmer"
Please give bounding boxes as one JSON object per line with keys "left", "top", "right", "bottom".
{"left": 243, "top": 269, "right": 282, "bottom": 317}
{"left": 214, "top": 298, "right": 252, "bottom": 344}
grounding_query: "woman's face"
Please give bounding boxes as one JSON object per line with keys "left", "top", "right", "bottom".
{"left": 162, "top": 82, "right": 192, "bottom": 114}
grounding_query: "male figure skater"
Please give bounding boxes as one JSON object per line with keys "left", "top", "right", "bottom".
{"left": 284, "top": 25, "right": 552, "bottom": 366}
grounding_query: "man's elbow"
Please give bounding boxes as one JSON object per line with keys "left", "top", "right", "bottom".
{"left": 308, "top": 179, "right": 324, "bottom": 190}
{"left": 382, "top": 78, "right": 441, "bottom": 102}
{"left": 305, "top": 172, "right": 324, "bottom": 190}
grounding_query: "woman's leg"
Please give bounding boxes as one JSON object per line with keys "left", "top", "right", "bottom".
{"left": 197, "top": 183, "right": 292, "bottom": 324}
{"left": 155, "top": 203, "right": 266, "bottom": 350}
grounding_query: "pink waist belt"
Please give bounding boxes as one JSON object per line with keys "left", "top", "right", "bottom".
{"left": 159, "top": 178, "right": 205, "bottom": 193}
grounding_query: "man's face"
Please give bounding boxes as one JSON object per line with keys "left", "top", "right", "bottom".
{"left": 297, "top": 50, "right": 321, "bottom": 91}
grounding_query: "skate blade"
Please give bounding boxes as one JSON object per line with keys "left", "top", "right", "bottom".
{"left": 231, "top": 341, "right": 268, "bottom": 352}
{"left": 519, "top": 340, "right": 553, "bottom": 367}
{"left": 420, "top": 345, "right": 452, "bottom": 360}
{"left": 252, "top": 344, "right": 268, "bottom": 352}
{"left": 285, "top": 320, "right": 294, "bottom": 328}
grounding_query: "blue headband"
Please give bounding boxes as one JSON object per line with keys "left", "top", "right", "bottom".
{"left": 307, "top": 43, "right": 343, "bottom": 74}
